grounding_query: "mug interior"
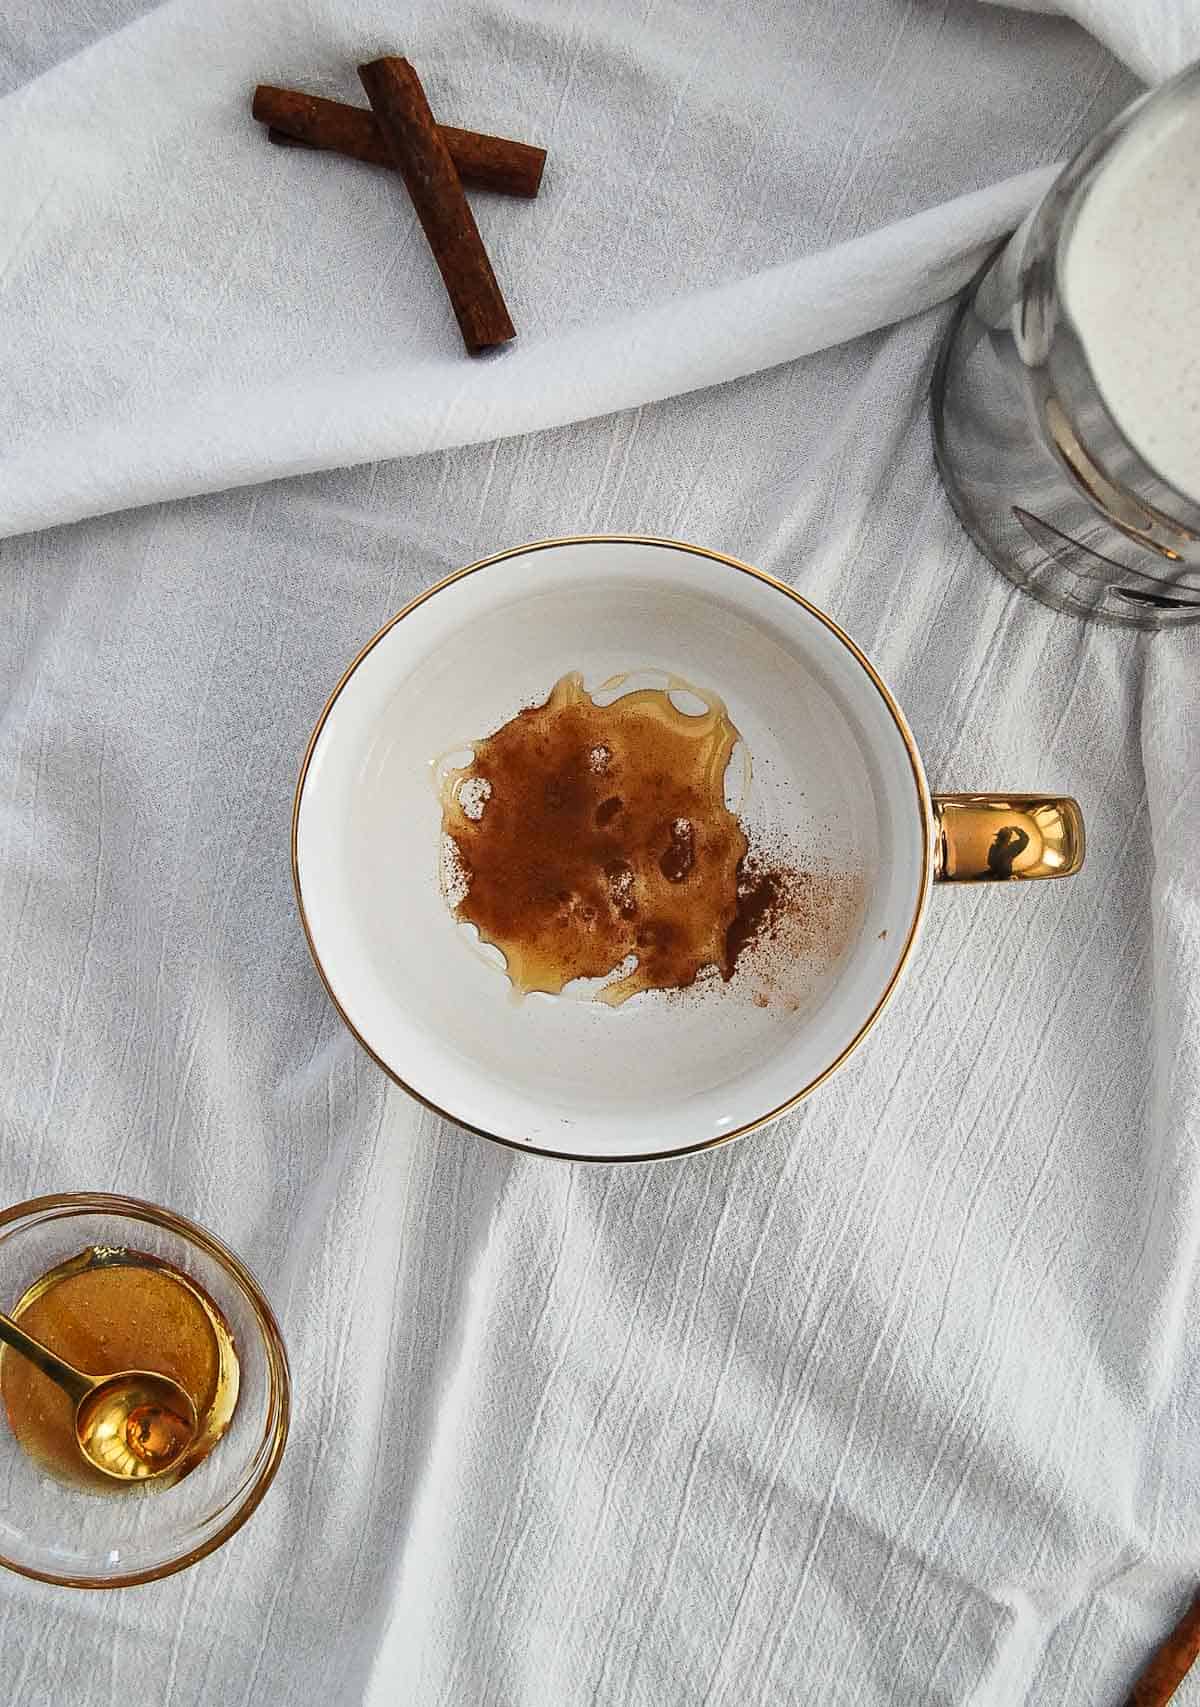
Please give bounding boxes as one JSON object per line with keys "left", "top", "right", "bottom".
{"left": 293, "top": 539, "right": 930, "bottom": 1160}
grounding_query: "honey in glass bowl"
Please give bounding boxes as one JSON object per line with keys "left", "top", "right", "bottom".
{"left": 1, "top": 1244, "right": 239, "bottom": 1493}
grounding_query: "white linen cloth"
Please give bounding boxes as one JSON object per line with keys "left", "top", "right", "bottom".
{"left": 2, "top": 2, "right": 1200, "bottom": 1703}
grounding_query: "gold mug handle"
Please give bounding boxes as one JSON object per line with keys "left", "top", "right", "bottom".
{"left": 932, "top": 794, "right": 1085, "bottom": 882}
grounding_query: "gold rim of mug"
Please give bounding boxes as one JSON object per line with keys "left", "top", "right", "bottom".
{"left": 291, "top": 536, "right": 933, "bottom": 1163}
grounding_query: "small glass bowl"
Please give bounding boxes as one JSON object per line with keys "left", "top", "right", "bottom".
{"left": 0, "top": 1194, "right": 290, "bottom": 1588}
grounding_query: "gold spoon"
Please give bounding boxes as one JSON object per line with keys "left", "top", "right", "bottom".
{"left": 0, "top": 1308, "right": 197, "bottom": 1482}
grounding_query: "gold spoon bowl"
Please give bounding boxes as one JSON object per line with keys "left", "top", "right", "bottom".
{"left": 75, "top": 1372, "right": 198, "bottom": 1482}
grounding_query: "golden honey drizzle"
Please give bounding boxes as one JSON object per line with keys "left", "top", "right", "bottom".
{"left": 439, "top": 671, "right": 749, "bottom": 1003}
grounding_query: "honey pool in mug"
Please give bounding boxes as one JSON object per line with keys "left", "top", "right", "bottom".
{"left": 435, "top": 668, "right": 864, "bottom": 1012}
{"left": 293, "top": 537, "right": 1083, "bottom": 1162}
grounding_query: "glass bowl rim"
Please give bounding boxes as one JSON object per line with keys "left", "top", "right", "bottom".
{"left": 0, "top": 1191, "right": 291, "bottom": 1589}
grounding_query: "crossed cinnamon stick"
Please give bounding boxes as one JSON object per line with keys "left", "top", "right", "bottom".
{"left": 253, "top": 84, "right": 545, "bottom": 198}
{"left": 1123, "top": 1587, "right": 1200, "bottom": 1706}
{"left": 253, "top": 61, "right": 543, "bottom": 353}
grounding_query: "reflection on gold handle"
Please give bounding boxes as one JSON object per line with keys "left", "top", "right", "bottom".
{"left": 932, "top": 794, "right": 1084, "bottom": 882}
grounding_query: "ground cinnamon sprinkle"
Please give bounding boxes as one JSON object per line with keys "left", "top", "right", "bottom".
{"left": 723, "top": 860, "right": 785, "bottom": 975}
{"left": 722, "top": 855, "right": 862, "bottom": 1010}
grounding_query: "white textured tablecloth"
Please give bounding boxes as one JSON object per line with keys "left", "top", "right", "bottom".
{"left": 3, "top": 2, "right": 1200, "bottom": 1702}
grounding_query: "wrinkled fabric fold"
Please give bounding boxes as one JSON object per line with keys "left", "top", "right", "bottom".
{"left": 0, "top": 0, "right": 1107, "bottom": 539}
{"left": 0, "top": 168, "right": 1057, "bottom": 537}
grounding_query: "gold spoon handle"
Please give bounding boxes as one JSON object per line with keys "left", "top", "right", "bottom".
{"left": 0, "top": 1309, "right": 93, "bottom": 1404}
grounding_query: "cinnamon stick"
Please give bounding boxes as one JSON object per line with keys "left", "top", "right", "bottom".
{"left": 1123, "top": 1588, "right": 1200, "bottom": 1706}
{"left": 253, "top": 85, "right": 545, "bottom": 198}
{"left": 357, "top": 57, "right": 515, "bottom": 354}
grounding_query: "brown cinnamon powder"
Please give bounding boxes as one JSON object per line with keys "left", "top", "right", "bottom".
{"left": 723, "top": 856, "right": 864, "bottom": 1010}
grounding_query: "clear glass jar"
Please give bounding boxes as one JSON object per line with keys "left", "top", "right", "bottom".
{"left": 932, "top": 60, "right": 1200, "bottom": 628}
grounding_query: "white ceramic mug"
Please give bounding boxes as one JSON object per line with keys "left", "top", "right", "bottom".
{"left": 293, "top": 537, "right": 1083, "bottom": 1162}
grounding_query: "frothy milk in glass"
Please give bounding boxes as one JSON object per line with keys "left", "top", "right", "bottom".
{"left": 931, "top": 61, "right": 1200, "bottom": 627}
{"left": 1061, "top": 93, "right": 1200, "bottom": 503}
